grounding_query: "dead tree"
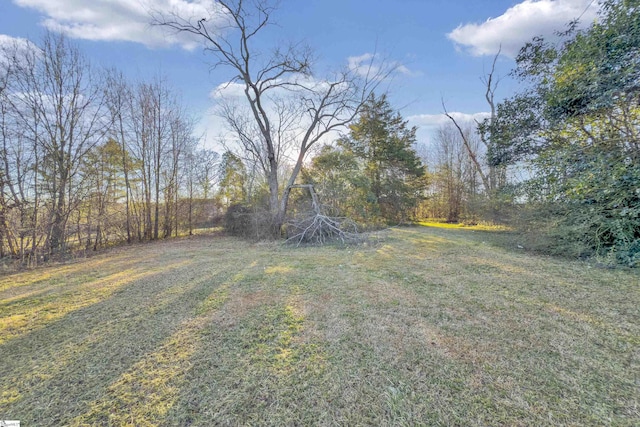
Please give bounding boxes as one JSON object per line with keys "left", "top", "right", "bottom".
{"left": 285, "top": 184, "right": 360, "bottom": 246}
{"left": 442, "top": 101, "right": 491, "bottom": 193}
{"left": 442, "top": 48, "right": 506, "bottom": 194}
{"left": 152, "top": 0, "right": 391, "bottom": 234}
{"left": 477, "top": 47, "right": 507, "bottom": 190}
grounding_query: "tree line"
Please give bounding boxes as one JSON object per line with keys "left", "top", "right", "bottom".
{"left": 488, "top": 0, "right": 640, "bottom": 265}
{"left": 405, "top": 0, "right": 639, "bottom": 266}
{"left": 296, "top": 0, "right": 640, "bottom": 266}
{"left": 0, "top": 33, "right": 218, "bottom": 264}
{"left": 1, "top": 0, "right": 636, "bottom": 267}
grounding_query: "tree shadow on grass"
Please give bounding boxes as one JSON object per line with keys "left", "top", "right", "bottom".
{"left": 0, "top": 260, "right": 230, "bottom": 426}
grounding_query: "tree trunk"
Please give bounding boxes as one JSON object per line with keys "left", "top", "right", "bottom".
{"left": 267, "top": 161, "right": 280, "bottom": 234}
{"left": 121, "top": 137, "right": 132, "bottom": 244}
{"left": 50, "top": 170, "right": 67, "bottom": 253}
{"left": 188, "top": 183, "right": 193, "bottom": 236}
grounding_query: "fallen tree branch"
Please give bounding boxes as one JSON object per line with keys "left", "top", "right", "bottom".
{"left": 285, "top": 212, "right": 360, "bottom": 247}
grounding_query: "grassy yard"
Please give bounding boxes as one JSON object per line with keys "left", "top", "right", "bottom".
{"left": 0, "top": 226, "right": 638, "bottom": 426}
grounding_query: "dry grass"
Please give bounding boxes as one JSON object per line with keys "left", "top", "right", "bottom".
{"left": 0, "top": 227, "right": 638, "bottom": 426}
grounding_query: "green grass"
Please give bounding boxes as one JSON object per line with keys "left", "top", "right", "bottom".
{"left": 0, "top": 227, "right": 638, "bottom": 426}
{"left": 417, "top": 220, "right": 512, "bottom": 231}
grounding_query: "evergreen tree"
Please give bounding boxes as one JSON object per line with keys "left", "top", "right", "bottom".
{"left": 340, "top": 94, "right": 426, "bottom": 222}
{"left": 302, "top": 145, "right": 373, "bottom": 221}
{"left": 217, "top": 151, "right": 247, "bottom": 207}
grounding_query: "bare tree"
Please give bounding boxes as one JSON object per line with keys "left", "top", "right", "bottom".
{"left": 442, "top": 101, "right": 490, "bottom": 193}
{"left": 438, "top": 49, "right": 513, "bottom": 224}
{"left": 104, "top": 69, "right": 135, "bottom": 243}
{"left": 35, "top": 33, "right": 106, "bottom": 253}
{"left": 1, "top": 34, "right": 214, "bottom": 258}
{"left": 152, "top": 0, "right": 388, "bottom": 233}
{"left": 477, "top": 48, "right": 507, "bottom": 190}
{"left": 1, "top": 33, "right": 106, "bottom": 255}
{"left": 2, "top": 38, "right": 44, "bottom": 262}
{"left": 181, "top": 144, "right": 219, "bottom": 236}
{"left": 126, "top": 77, "right": 196, "bottom": 240}
{"left": 442, "top": 49, "right": 506, "bottom": 194}
{"left": 194, "top": 148, "right": 219, "bottom": 200}
{"left": 0, "top": 49, "right": 16, "bottom": 257}
{"left": 427, "top": 123, "right": 482, "bottom": 222}
{"left": 163, "top": 110, "right": 196, "bottom": 238}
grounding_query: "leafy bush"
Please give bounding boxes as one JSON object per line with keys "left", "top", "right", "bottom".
{"left": 488, "top": 0, "right": 640, "bottom": 266}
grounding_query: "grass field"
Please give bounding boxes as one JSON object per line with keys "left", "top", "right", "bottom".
{"left": 0, "top": 225, "right": 638, "bottom": 426}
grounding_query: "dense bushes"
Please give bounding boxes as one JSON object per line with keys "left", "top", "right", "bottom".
{"left": 224, "top": 204, "right": 277, "bottom": 241}
{"left": 488, "top": 0, "right": 640, "bottom": 266}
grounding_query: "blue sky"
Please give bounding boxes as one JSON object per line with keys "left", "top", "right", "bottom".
{"left": 0, "top": 0, "right": 599, "bottom": 149}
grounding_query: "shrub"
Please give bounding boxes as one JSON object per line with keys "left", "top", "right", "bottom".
{"left": 224, "top": 204, "right": 276, "bottom": 240}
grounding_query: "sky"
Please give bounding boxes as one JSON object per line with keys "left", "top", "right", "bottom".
{"left": 0, "top": 0, "right": 600, "bottom": 150}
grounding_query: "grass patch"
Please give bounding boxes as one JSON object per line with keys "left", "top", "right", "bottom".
{"left": 0, "top": 229, "right": 638, "bottom": 426}
{"left": 417, "top": 220, "right": 512, "bottom": 231}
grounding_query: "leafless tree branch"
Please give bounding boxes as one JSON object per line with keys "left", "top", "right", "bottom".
{"left": 153, "top": 0, "right": 392, "bottom": 233}
{"left": 442, "top": 99, "right": 491, "bottom": 192}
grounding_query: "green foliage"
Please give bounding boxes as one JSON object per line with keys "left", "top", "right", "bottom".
{"left": 485, "top": 94, "right": 545, "bottom": 166}
{"left": 302, "top": 94, "right": 427, "bottom": 225}
{"left": 489, "top": 0, "right": 640, "bottom": 265}
{"left": 337, "top": 93, "right": 427, "bottom": 223}
{"left": 301, "top": 145, "right": 375, "bottom": 221}
{"left": 217, "top": 151, "right": 247, "bottom": 207}
{"left": 82, "top": 138, "right": 131, "bottom": 198}
{"left": 549, "top": 0, "right": 640, "bottom": 119}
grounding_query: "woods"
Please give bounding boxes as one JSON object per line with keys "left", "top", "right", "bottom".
{"left": 152, "top": 0, "right": 389, "bottom": 234}
{"left": 0, "top": 0, "right": 638, "bottom": 267}
{"left": 301, "top": 94, "right": 426, "bottom": 225}
{"left": 2, "top": 1, "right": 639, "bottom": 426}
{"left": 0, "top": 33, "right": 217, "bottom": 264}
{"left": 488, "top": 0, "right": 640, "bottom": 265}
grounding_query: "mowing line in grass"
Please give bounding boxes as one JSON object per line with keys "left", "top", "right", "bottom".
{"left": 0, "top": 253, "right": 137, "bottom": 293}
{"left": 0, "top": 267, "right": 227, "bottom": 416}
{"left": 69, "top": 284, "right": 231, "bottom": 426}
{"left": 0, "top": 260, "right": 193, "bottom": 345}
{"left": 0, "top": 229, "right": 638, "bottom": 426}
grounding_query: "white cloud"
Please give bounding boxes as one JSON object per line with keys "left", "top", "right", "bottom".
{"left": 0, "top": 34, "right": 38, "bottom": 55}
{"left": 347, "top": 52, "right": 416, "bottom": 79}
{"left": 0, "top": 34, "right": 32, "bottom": 49}
{"left": 210, "top": 81, "right": 246, "bottom": 99}
{"left": 396, "top": 64, "right": 417, "bottom": 76}
{"left": 194, "top": 106, "right": 234, "bottom": 151}
{"left": 408, "top": 112, "right": 491, "bottom": 130}
{"left": 0, "top": 34, "right": 40, "bottom": 67}
{"left": 347, "top": 53, "right": 382, "bottom": 79}
{"left": 447, "top": 0, "right": 600, "bottom": 57}
{"left": 12, "top": 0, "right": 228, "bottom": 49}
{"left": 209, "top": 74, "right": 346, "bottom": 101}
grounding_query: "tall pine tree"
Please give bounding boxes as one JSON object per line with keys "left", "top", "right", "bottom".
{"left": 340, "top": 94, "right": 426, "bottom": 222}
